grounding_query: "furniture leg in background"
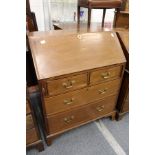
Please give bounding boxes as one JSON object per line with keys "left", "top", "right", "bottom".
{"left": 77, "top": 0, "right": 123, "bottom": 29}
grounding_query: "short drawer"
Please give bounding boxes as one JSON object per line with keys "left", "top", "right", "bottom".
{"left": 90, "top": 65, "right": 122, "bottom": 84}
{"left": 46, "top": 95, "right": 117, "bottom": 134}
{"left": 26, "top": 128, "right": 38, "bottom": 145}
{"left": 44, "top": 79, "right": 120, "bottom": 115}
{"left": 26, "top": 114, "right": 34, "bottom": 130}
{"left": 45, "top": 73, "right": 87, "bottom": 96}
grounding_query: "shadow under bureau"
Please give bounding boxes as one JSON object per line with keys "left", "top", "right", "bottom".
{"left": 28, "top": 31, "right": 126, "bottom": 145}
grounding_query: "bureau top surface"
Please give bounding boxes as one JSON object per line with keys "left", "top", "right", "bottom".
{"left": 28, "top": 31, "right": 126, "bottom": 80}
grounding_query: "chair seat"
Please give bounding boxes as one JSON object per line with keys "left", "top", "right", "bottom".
{"left": 79, "top": 0, "right": 122, "bottom": 8}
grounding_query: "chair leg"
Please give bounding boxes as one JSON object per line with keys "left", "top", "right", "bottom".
{"left": 113, "top": 8, "right": 120, "bottom": 28}
{"left": 77, "top": 6, "right": 80, "bottom": 28}
{"left": 102, "top": 9, "right": 106, "bottom": 27}
{"left": 88, "top": 7, "right": 91, "bottom": 29}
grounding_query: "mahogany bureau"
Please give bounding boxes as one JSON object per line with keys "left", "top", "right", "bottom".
{"left": 28, "top": 31, "right": 126, "bottom": 145}
{"left": 26, "top": 97, "right": 44, "bottom": 151}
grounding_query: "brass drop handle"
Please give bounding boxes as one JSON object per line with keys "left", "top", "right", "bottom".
{"left": 62, "top": 80, "right": 76, "bottom": 89}
{"left": 64, "top": 98, "right": 75, "bottom": 105}
{"left": 64, "top": 115, "right": 75, "bottom": 123}
{"left": 98, "top": 88, "right": 107, "bottom": 94}
{"left": 96, "top": 105, "right": 105, "bottom": 112}
{"left": 101, "top": 72, "right": 110, "bottom": 79}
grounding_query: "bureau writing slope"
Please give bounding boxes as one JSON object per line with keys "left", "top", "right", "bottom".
{"left": 28, "top": 31, "right": 126, "bottom": 145}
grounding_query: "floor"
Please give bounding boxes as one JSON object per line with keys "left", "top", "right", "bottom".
{"left": 27, "top": 92, "right": 129, "bottom": 155}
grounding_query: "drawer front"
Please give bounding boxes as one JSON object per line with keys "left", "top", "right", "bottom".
{"left": 90, "top": 65, "right": 122, "bottom": 84}
{"left": 26, "top": 100, "right": 31, "bottom": 114}
{"left": 89, "top": 95, "right": 117, "bottom": 119}
{"left": 44, "top": 88, "right": 88, "bottom": 115}
{"left": 44, "top": 79, "right": 120, "bottom": 115}
{"left": 87, "top": 79, "right": 120, "bottom": 103}
{"left": 26, "top": 114, "right": 34, "bottom": 130}
{"left": 46, "top": 107, "right": 90, "bottom": 134}
{"left": 26, "top": 128, "right": 38, "bottom": 145}
{"left": 45, "top": 73, "right": 87, "bottom": 96}
{"left": 46, "top": 95, "right": 117, "bottom": 134}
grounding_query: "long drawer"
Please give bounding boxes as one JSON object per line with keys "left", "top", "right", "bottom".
{"left": 46, "top": 95, "right": 117, "bottom": 134}
{"left": 44, "top": 73, "right": 87, "bottom": 96}
{"left": 44, "top": 79, "right": 120, "bottom": 115}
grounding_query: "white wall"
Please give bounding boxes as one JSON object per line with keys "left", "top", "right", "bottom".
{"left": 92, "top": 9, "right": 114, "bottom": 23}
{"left": 29, "top": 0, "right": 45, "bottom": 31}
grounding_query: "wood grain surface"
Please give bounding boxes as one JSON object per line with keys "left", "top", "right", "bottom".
{"left": 44, "top": 79, "right": 120, "bottom": 115}
{"left": 46, "top": 95, "right": 117, "bottom": 134}
{"left": 29, "top": 31, "right": 126, "bottom": 80}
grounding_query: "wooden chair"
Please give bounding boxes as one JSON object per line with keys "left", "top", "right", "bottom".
{"left": 113, "top": 0, "right": 129, "bottom": 28}
{"left": 77, "top": 0, "right": 123, "bottom": 28}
